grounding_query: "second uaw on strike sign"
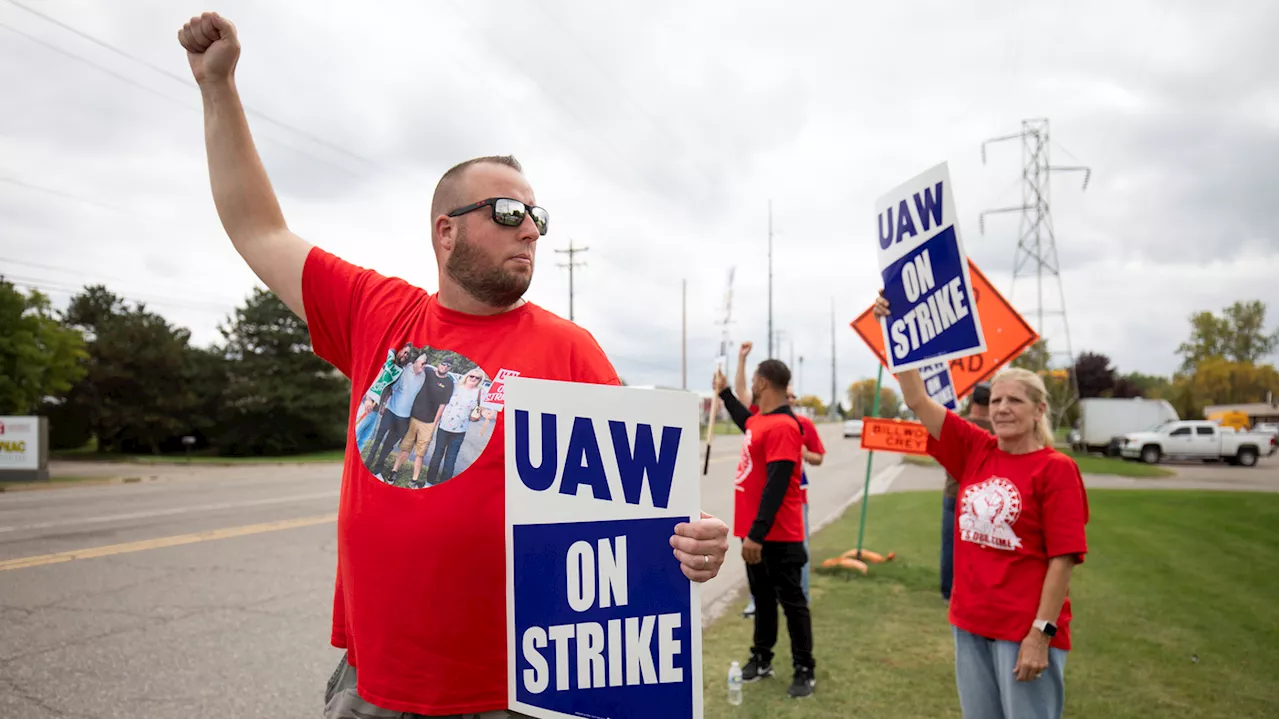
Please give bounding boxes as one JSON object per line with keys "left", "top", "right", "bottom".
{"left": 876, "top": 162, "right": 986, "bottom": 372}
{"left": 504, "top": 378, "right": 703, "bottom": 719}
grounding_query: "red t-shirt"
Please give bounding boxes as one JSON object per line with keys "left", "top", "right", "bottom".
{"left": 796, "top": 414, "right": 825, "bottom": 504}
{"left": 928, "top": 411, "right": 1089, "bottom": 651}
{"left": 732, "top": 410, "right": 805, "bottom": 542}
{"left": 303, "top": 247, "right": 620, "bottom": 715}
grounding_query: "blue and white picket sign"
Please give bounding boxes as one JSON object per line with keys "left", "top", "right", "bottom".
{"left": 919, "top": 361, "right": 958, "bottom": 411}
{"left": 876, "top": 162, "right": 986, "bottom": 372}
{"left": 505, "top": 377, "right": 703, "bottom": 719}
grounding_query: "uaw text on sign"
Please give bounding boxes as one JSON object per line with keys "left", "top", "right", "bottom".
{"left": 876, "top": 162, "right": 986, "bottom": 372}
{"left": 504, "top": 378, "right": 703, "bottom": 719}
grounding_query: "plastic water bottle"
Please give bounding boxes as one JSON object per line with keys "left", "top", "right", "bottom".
{"left": 727, "top": 661, "right": 743, "bottom": 706}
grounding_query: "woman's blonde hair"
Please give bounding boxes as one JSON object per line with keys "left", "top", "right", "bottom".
{"left": 990, "top": 367, "right": 1055, "bottom": 448}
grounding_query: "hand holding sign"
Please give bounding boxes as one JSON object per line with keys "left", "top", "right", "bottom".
{"left": 670, "top": 511, "right": 730, "bottom": 582}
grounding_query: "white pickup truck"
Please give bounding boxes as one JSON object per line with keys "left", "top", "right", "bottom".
{"left": 1119, "top": 420, "right": 1277, "bottom": 467}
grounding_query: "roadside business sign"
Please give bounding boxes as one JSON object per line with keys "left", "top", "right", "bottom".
{"left": 859, "top": 418, "right": 930, "bottom": 456}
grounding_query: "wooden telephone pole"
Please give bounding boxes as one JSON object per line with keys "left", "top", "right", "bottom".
{"left": 555, "top": 239, "right": 589, "bottom": 321}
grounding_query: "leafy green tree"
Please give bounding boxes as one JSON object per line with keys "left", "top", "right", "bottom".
{"left": 1177, "top": 301, "right": 1278, "bottom": 372}
{"left": 0, "top": 280, "right": 87, "bottom": 414}
{"left": 215, "top": 288, "right": 347, "bottom": 455}
{"left": 1013, "top": 339, "right": 1050, "bottom": 371}
{"left": 847, "top": 379, "right": 901, "bottom": 419}
{"left": 62, "top": 286, "right": 201, "bottom": 454}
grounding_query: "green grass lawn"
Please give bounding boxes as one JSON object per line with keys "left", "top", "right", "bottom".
{"left": 701, "top": 490, "right": 1278, "bottom": 718}
{"left": 898, "top": 450, "right": 1174, "bottom": 478}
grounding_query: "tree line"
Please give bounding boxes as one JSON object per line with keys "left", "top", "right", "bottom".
{"left": 817, "top": 300, "right": 1277, "bottom": 424}
{"left": 1, "top": 280, "right": 347, "bottom": 456}
{"left": 3, "top": 276, "right": 1275, "bottom": 456}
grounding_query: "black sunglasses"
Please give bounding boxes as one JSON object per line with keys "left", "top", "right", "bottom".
{"left": 447, "top": 197, "right": 549, "bottom": 236}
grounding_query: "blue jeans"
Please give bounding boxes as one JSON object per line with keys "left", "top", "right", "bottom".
{"left": 426, "top": 429, "right": 466, "bottom": 485}
{"left": 355, "top": 410, "right": 377, "bottom": 450}
{"left": 941, "top": 495, "right": 956, "bottom": 600}
{"left": 952, "top": 626, "right": 1067, "bottom": 719}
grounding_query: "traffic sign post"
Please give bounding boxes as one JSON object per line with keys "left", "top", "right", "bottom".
{"left": 851, "top": 260, "right": 1039, "bottom": 400}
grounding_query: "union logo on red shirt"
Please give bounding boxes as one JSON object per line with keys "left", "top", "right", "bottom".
{"left": 958, "top": 476, "right": 1024, "bottom": 551}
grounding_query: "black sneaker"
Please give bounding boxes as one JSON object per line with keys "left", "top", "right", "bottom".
{"left": 742, "top": 655, "right": 773, "bottom": 682}
{"left": 788, "top": 666, "right": 816, "bottom": 698}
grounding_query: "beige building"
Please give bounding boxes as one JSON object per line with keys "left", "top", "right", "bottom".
{"left": 1203, "top": 402, "right": 1279, "bottom": 426}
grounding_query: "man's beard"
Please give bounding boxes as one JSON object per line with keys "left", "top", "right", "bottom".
{"left": 445, "top": 225, "right": 531, "bottom": 308}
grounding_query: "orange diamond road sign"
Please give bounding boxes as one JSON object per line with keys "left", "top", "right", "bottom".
{"left": 860, "top": 418, "right": 930, "bottom": 455}
{"left": 852, "top": 260, "right": 1038, "bottom": 399}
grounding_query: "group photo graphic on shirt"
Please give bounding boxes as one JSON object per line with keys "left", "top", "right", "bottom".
{"left": 353, "top": 341, "right": 500, "bottom": 489}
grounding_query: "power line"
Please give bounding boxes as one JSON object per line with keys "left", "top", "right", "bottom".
{"left": 2, "top": 0, "right": 389, "bottom": 174}
{"left": 0, "top": 177, "right": 135, "bottom": 215}
{"left": 0, "top": 23, "right": 366, "bottom": 179}
{"left": 0, "top": 255, "right": 241, "bottom": 306}
{"left": 3, "top": 275, "right": 235, "bottom": 315}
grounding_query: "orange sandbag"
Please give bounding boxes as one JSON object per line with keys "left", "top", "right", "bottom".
{"left": 886, "top": 551, "right": 896, "bottom": 561}
{"left": 820, "top": 557, "right": 842, "bottom": 569}
{"left": 841, "top": 549, "right": 886, "bottom": 563}
{"left": 838, "top": 557, "right": 868, "bottom": 574}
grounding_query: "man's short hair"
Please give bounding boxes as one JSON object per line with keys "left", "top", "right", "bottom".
{"left": 430, "top": 155, "right": 523, "bottom": 224}
{"left": 971, "top": 382, "right": 991, "bottom": 407}
{"left": 755, "top": 359, "right": 791, "bottom": 391}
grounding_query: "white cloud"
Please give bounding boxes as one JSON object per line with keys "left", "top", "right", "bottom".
{"left": 0, "top": 0, "right": 1276, "bottom": 407}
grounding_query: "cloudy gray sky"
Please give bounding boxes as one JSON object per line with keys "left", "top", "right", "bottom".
{"left": 2, "top": 0, "right": 1276, "bottom": 404}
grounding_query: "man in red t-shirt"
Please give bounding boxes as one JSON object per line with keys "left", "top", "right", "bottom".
{"left": 180, "top": 14, "right": 731, "bottom": 718}
{"left": 731, "top": 341, "right": 825, "bottom": 614}
{"left": 713, "top": 360, "right": 815, "bottom": 699}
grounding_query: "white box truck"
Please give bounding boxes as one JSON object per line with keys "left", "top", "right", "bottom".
{"left": 1071, "top": 397, "right": 1180, "bottom": 455}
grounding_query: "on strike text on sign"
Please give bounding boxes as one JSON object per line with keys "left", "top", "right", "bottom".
{"left": 851, "top": 260, "right": 1039, "bottom": 400}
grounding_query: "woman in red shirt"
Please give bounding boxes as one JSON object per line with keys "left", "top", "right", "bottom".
{"left": 875, "top": 298, "right": 1088, "bottom": 719}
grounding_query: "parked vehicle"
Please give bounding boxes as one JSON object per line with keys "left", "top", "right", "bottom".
{"left": 1119, "top": 420, "right": 1277, "bottom": 466}
{"left": 843, "top": 419, "right": 864, "bottom": 438}
{"left": 1072, "top": 398, "right": 1180, "bottom": 455}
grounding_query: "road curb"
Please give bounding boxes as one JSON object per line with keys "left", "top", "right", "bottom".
{"left": 700, "top": 459, "right": 905, "bottom": 627}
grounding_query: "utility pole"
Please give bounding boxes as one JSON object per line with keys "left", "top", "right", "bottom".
{"left": 767, "top": 199, "right": 774, "bottom": 359}
{"left": 980, "top": 118, "right": 1091, "bottom": 428}
{"left": 555, "top": 239, "right": 589, "bottom": 322}
{"left": 681, "top": 279, "right": 687, "bottom": 390}
{"left": 798, "top": 355, "right": 804, "bottom": 397}
{"left": 830, "top": 298, "right": 838, "bottom": 419}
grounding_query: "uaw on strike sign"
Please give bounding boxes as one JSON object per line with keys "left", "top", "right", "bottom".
{"left": 877, "top": 162, "right": 986, "bottom": 372}
{"left": 505, "top": 378, "right": 703, "bottom": 719}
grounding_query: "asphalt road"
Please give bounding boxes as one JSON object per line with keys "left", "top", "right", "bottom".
{"left": 0, "top": 422, "right": 896, "bottom": 718}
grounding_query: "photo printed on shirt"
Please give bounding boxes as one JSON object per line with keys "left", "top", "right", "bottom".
{"left": 352, "top": 342, "right": 499, "bottom": 489}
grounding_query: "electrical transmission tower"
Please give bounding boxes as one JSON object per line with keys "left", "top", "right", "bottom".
{"left": 555, "top": 239, "right": 589, "bottom": 322}
{"left": 979, "top": 118, "right": 1091, "bottom": 427}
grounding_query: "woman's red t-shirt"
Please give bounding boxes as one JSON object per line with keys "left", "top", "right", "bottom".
{"left": 928, "top": 411, "right": 1089, "bottom": 651}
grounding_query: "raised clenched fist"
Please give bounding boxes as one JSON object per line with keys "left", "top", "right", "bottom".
{"left": 178, "top": 12, "right": 240, "bottom": 85}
